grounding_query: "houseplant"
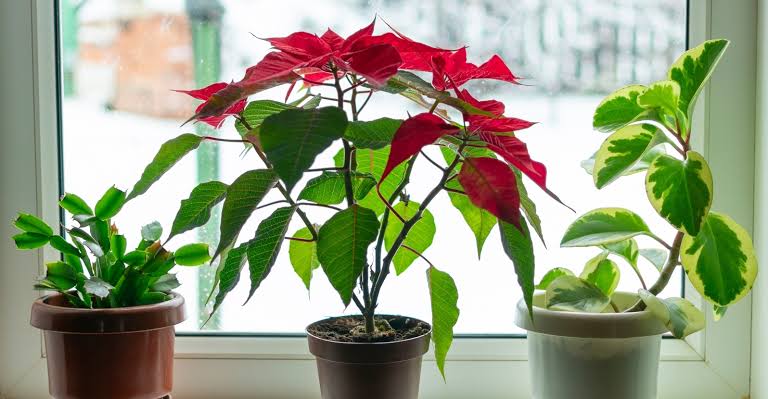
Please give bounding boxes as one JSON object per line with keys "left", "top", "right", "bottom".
{"left": 515, "top": 39, "right": 759, "bottom": 399}
{"left": 13, "top": 187, "right": 210, "bottom": 399}
{"left": 136, "top": 20, "right": 562, "bottom": 398}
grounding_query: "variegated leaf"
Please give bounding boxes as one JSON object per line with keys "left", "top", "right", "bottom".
{"left": 580, "top": 252, "right": 620, "bottom": 297}
{"left": 668, "top": 39, "right": 729, "bottom": 120}
{"left": 593, "top": 85, "right": 652, "bottom": 132}
{"left": 536, "top": 267, "right": 574, "bottom": 290}
{"left": 561, "top": 207, "right": 652, "bottom": 247}
{"left": 637, "top": 80, "right": 681, "bottom": 115}
{"left": 593, "top": 124, "right": 667, "bottom": 188}
{"left": 638, "top": 290, "right": 704, "bottom": 338}
{"left": 545, "top": 275, "right": 610, "bottom": 313}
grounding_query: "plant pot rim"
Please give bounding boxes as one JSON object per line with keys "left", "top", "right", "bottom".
{"left": 515, "top": 292, "right": 668, "bottom": 338}
{"left": 306, "top": 315, "right": 431, "bottom": 364}
{"left": 31, "top": 292, "right": 186, "bottom": 334}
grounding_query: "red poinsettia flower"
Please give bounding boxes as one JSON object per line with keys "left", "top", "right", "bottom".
{"left": 458, "top": 89, "right": 535, "bottom": 134}
{"left": 176, "top": 82, "right": 247, "bottom": 128}
{"left": 430, "top": 48, "right": 520, "bottom": 91}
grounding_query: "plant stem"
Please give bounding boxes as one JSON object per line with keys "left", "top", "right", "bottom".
{"left": 420, "top": 150, "right": 446, "bottom": 171}
{"left": 297, "top": 202, "right": 342, "bottom": 211}
{"left": 626, "top": 231, "right": 684, "bottom": 312}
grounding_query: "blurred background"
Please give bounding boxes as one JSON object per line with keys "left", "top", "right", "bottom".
{"left": 59, "top": 0, "right": 687, "bottom": 334}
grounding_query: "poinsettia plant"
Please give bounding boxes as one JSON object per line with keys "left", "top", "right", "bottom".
{"left": 539, "top": 39, "right": 758, "bottom": 338}
{"left": 133, "top": 20, "right": 561, "bottom": 374}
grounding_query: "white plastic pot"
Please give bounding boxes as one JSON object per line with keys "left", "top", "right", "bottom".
{"left": 515, "top": 292, "right": 668, "bottom": 399}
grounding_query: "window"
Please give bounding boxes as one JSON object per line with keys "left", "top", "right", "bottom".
{"left": 59, "top": 0, "right": 687, "bottom": 334}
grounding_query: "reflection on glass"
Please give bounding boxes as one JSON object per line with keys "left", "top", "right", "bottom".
{"left": 60, "top": 0, "right": 686, "bottom": 334}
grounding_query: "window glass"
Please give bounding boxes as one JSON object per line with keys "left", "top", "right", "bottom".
{"left": 60, "top": 0, "right": 687, "bottom": 334}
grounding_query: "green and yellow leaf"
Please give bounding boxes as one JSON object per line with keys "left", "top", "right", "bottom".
{"left": 536, "top": 267, "right": 574, "bottom": 290}
{"left": 580, "top": 252, "right": 620, "bottom": 297}
{"left": 668, "top": 39, "right": 729, "bottom": 120}
{"left": 593, "top": 124, "right": 667, "bottom": 188}
{"left": 638, "top": 290, "right": 704, "bottom": 338}
{"left": 561, "top": 207, "right": 652, "bottom": 247}
{"left": 637, "top": 80, "right": 681, "bottom": 115}
{"left": 593, "top": 85, "right": 652, "bottom": 132}
{"left": 639, "top": 248, "right": 668, "bottom": 271}
{"left": 545, "top": 275, "right": 610, "bottom": 313}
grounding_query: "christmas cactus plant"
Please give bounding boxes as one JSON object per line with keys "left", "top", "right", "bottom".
{"left": 542, "top": 39, "right": 758, "bottom": 338}
{"left": 133, "top": 20, "right": 562, "bottom": 374}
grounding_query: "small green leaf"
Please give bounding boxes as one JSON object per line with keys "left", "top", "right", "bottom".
{"left": 45, "top": 261, "right": 78, "bottom": 291}
{"left": 110, "top": 234, "right": 127, "bottom": 259}
{"left": 536, "top": 267, "right": 575, "bottom": 290}
{"left": 681, "top": 212, "right": 758, "bottom": 307}
{"left": 244, "top": 207, "right": 295, "bottom": 303}
{"left": 94, "top": 186, "right": 126, "bottom": 220}
{"left": 344, "top": 118, "right": 402, "bottom": 149}
{"left": 13, "top": 232, "right": 50, "bottom": 249}
{"left": 89, "top": 220, "right": 111, "bottom": 252}
{"left": 593, "top": 124, "right": 667, "bottom": 188}
{"left": 123, "top": 250, "right": 148, "bottom": 267}
{"left": 561, "top": 207, "right": 652, "bottom": 247}
{"left": 593, "top": 85, "right": 650, "bottom": 132}
{"left": 14, "top": 213, "right": 53, "bottom": 236}
{"left": 141, "top": 221, "right": 163, "bottom": 242}
{"left": 638, "top": 290, "right": 704, "bottom": 338}
{"left": 214, "top": 169, "right": 277, "bottom": 259}
{"left": 49, "top": 236, "right": 81, "bottom": 257}
{"left": 602, "top": 238, "right": 639, "bottom": 268}
{"left": 668, "top": 39, "right": 729, "bottom": 119}
{"left": 59, "top": 193, "right": 93, "bottom": 216}
{"left": 646, "top": 151, "right": 713, "bottom": 236}
{"left": 580, "top": 253, "right": 620, "bottom": 297}
{"left": 174, "top": 243, "right": 211, "bottom": 266}
{"left": 515, "top": 169, "right": 545, "bottom": 245}
{"left": 288, "top": 226, "right": 320, "bottom": 289}
{"left": 302, "top": 95, "right": 322, "bottom": 109}
{"left": 427, "top": 266, "right": 459, "bottom": 379}
{"left": 637, "top": 80, "right": 681, "bottom": 115}
{"left": 545, "top": 275, "right": 610, "bottom": 313}
{"left": 713, "top": 304, "right": 728, "bottom": 321}
{"left": 84, "top": 277, "right": 113, "bottom": 298}
{"left": 317, "top": 205, "right": 380, "bottom": 306}
{"left": 261, "top": 107, "right": 348, "bottom": 191}
{"left": 127, "top": 133, "right": 204, "bottom": 200}
{"left": 298, "top": 172, "right": 376, "bottom": 205}
{"left": 169, "top": 181, "right": 228, "bottom": 239}
{"left": 240, "top": 100, "right": 294, "bottom": 131}
{"left": 151, "top": 274, "right": 181, "bottom": 292}
{"left": 336, "top": 146, "right": 408, "bottom": 215}
{"left": 211, "top": 243, "right": 248, "bottom": 315}
{"left": 499, "top": 218, "right": 535, "bottom": 318}
{"left": 384, "top": 201, "right": 436, "bottom": 275}
{"left": 640, "top": 248, "right": 668, "bottom": 271}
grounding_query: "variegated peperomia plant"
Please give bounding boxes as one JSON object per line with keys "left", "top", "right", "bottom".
{"left": 540, "top": 39, "right": 758, "bottom": 338}
{"left": 130, "top": 20, "right": 563, "bottom": 375}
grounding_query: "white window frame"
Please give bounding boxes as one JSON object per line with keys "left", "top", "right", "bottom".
{"left": 0, "top": 1, "right": 758, "bottom": 397}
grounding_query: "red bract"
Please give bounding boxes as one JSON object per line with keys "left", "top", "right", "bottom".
{"left": 176, "top": 82, "right": 247, "bottom": 128}
{"left": 480, "top": 132, "right": 547, "bottom": 189}
{"left": 458, "top": 157, "right": 521, "bottom": 227}
{"left": 431, "top": 48, "right": 520, "bottom": 91}
{"left": 380, "top": 113, "right": 460, "bottom": 182}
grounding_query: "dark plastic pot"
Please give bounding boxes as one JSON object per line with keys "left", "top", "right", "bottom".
{"left": 30, "top": 293, "right": 186, "bottom": 399}
{"left": 306, "top": 316, "right": 431, "bottom": 399}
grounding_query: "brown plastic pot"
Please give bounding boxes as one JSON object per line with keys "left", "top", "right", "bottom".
{"left": 307, "top": 316, "right": 431, "bottom": 399}
{"left": 30, "top": 293, "right": 186, "bottom": 399}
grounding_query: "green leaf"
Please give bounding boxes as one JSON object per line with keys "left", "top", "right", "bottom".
{"left": 240, "top": 100, "right": 294, "bottom": 131}
{"left": 714, "top": 304, "right": 728, "bottom": 321}
{"left": 214, "top": 169, "right": 277, "bottom": 259}
{"left": 681, "top": 212, "right": 758, "bottom": 307}
{"left": 210, "top": 243, "right": 248, "bottom": 315}
{"left": 387, "top": 71, "right": 494, "bottom": 117}
{"left": 94, "top": 186, "right": 126, "bottom": 220}
{"left": 288, "top": 226, "right": 320, "bottom": 289}
{"left": 169, "top": 181, "right": 228, "bottom": 239}
{"left": 344, "top": 118, "right": 402, "bottom": 149}
{"left": 317, "top": 205, "right": 380, "bottom": 306}
{"left": 89, "top": 220, "right": 111, "bottom": 252}
{"left": 561, "top": 207, "right": 652, "bottom": 247}
{"left": 427, "top": 266, "right": 459, "bottom": 379}
{"left": 260, "top": 107, "right": 348, "bottom": 191}
{"left": 646, "top": 151, "right": 713, "bottom": 236}
{"left": 592, "top": 85, "right": 651, "bottom": 132}
{"left": 45, "top": 261, "right": 78, "bottom": 291}
{"left": 110, "top": 234, "right": 127, "bottom": 259}
{"left": 151, "top": 274, "right": 180, "bottom": 292}
{"left": 441, "top": 147, "right": 496, "bottom": 256}
{"left": 59, "top": 193, "right": 93, "bottom": 216}
{"left": 640, "top": 248, "right": 668, "bottom": 271}
{"left": 637, "top": 80, "right": 681, "bottom": 115}
{"left": 514, "top": 168, "right": 545, "bottom": 245}
{"left": 580, "top": 252, "right": 620, "bottom": 296}
{"left": 638, "top": 290, "right": 704, "bottom": 338}
{"left": 244, "top": 207, "right": 295, "bottom": 303}
{"left": 50, "top": 236, "right": 81, "bottom": 257}
{"left": 668, "top": 39, "right": 729, "bottom": 119}
{"left": 499, "top": 218, "right": 535, "bottom": 318}
{"left": 13, "top": 232, "right": 50, "bottom": 249}
{"left": 302, "top": 95, "right": 322, "bottom": 109}
{"left": 123, "top": 250, "right": 148, "bottom": 267}
{"left": 84, "top": 277, "right": 113, "bottom": 298}
{"left": 337, "top": 146, "right": 408, "bottom": 215}
{"left": 384, "top": 201, "right": 436, "bottom": 275}
{"left": 536, "top": 267, "right": 575, "bottom": 290}
{"left": 14, "top": 213, "right": 53, "bottom": 236}
{"left": 582, "top": 146, "right": 666, "bottom": 178}
{"left": 593, "top": 124, "right": 667, "bottom": 188}
{"left": 141, "top": 221, "right": 163, "bottom": 242}
{"left": 174, "top": 243, "right": 211, "bottom": 266}
{"left": 127, "top": 133, "right": 204, "bottom": 200}
{"left": 298, "top": 172, "right": 376, "bottom": 205}
{"left": 545, "top": 275, "right": 610, "bottom": 313}
{"left": 602, "top": 238, "right": 639, "bottom": 268}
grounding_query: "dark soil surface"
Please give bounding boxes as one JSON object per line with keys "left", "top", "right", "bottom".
{"left": 307, "top": 314, "right": 430, "bottom": 343}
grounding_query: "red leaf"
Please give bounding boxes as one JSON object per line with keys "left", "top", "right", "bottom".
{"left": 356, "top": 32, "right": 449, "bottom": 72}
{"left": 381, "top": 113, "right": 460, "bottom": 182}
{"left": 480, "top": 133, "right": 547, "bottom": 189}
{"left": 321, "top": 29, "right": 345, "bottom": 51}
{"left": 344, "top": 43, "right": 402, "bottom": 86}
{"left": 266, "top": 32, "right": 333, "bottom": 62}
{"left": 176, "top": 82, "right": 246, "bottom": 128}
{"left": 340, "top": 20, "right": 376, "bottom": 52}
{"left": 469, "top": 115, "right": 536, "bottom": 133}
{"left": 431, "top": 48, "right": 520, "bottom": 91}
{"left": 458, "top": 157, "right": 521, "bottom": 227}
{"left": 457, "top": 89, "right": 505, "bottom": 116}
{"left": 177, "top": 82, "right": 228, "bottom": 101}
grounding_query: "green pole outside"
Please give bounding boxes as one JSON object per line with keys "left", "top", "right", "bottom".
{"left": 186, "top": 0, "right": 224, "bottom": 330}
{"left": 60, "top": 0, "right": 82, "bottom": 97}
